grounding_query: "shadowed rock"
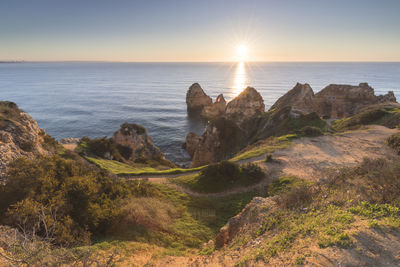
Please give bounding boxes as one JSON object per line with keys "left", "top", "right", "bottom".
{"left": 186, "top": 83, "right": 212, "bottom": 115}
{"left": 201, "top": 94, "right": 226, "bottom": 119}
{"left": 112, "top": 122, "right": 165, "bottom": 162}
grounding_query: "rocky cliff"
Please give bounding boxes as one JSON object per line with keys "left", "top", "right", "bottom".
{"left": 272, "top": 82, "right": 396, "bottom": 118}
{"left": 112, "top": 122, "right": 165, "bottom": 162}
{"left": 0, "top": 101, "right": 56, "bottom": 179}
{"left": 187, "top": 87, "right": 265, "bottom": 167}
{"left": 186, "top": 83, "right": 212, "bottom": 115}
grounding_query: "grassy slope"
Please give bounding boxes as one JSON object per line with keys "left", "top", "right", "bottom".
{"left": 224, "top": 159, "right": 400, "bottom": 266}
{"left": 86, "top": 157, "right": 205, "bottom": 176}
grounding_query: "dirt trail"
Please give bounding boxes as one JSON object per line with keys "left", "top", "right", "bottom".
{"left": 127, "top": 125, "right": 399, "bottom": 196}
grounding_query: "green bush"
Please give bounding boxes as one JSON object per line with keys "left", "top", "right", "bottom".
{"left": 189, "top": 161, "right": 265, "bottom": 193}
{"left": 0, "top": 156, "right": 157, "bottom": 246}
{"left": 298, "top": 126, "right": 323, "bottom": 137}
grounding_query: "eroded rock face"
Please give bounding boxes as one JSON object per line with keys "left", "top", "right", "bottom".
{"left": 186, "top": 83, "right": 212, "bottom": 115}
{"left": 112, "top": 123, "right": 165, "bottom": 161}
{"left": 190, "top": 117, "right": 246, "bottom": 167}
{"left": 215, "top": 197, "right": 277, "bottom": 247}
{"left": 201, "top": 94, "right": 226, "bottom": 119}
{"left": 270, "top": 83, "right": 315, "bottom": 114}
{"left": 271, "top": 82, "right": 397, "bottom": 119}
{"left": 0, "top": 101, "right": 54, "bottom": 178}
{"left": 182, "top": 132, "right": 200, "bottom": 158}
{"left": 225, "top": 87, "right": 265, "bottom": 124}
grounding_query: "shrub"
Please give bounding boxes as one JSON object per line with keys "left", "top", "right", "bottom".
{"left": 387, "top": 133, "right": 400, "bottom": 154}
{"left": 265, "top": 154, "right": 273, "bottom": 163}
{"left": 118, "top": 197, "right": 178, "bottom": 232}
{"left": 298, "top": 126, "right": 323, "bottom": 137}
{"left": 192, "top": 161, "right": 265, "bottom": 193}
{"left": 277, "top": 185, "right": 313, "bottom": 208}
{"left": 0, "top": 156, "right": 157, "bottom": 246}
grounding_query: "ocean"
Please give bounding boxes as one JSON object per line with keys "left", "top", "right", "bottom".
{"left": 0, "top": 62, "right": 399, "bottom": 165}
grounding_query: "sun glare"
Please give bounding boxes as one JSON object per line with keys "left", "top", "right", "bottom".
{"left": 236, "top": 45, "right": 248, "bottom": 61}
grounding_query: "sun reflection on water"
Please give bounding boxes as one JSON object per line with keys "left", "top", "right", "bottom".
{"left": 232, "top": 61, "right": 247, "bottom": 96}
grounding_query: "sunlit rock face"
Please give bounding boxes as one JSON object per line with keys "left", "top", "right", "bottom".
{"left": 186, "top": 83, "right": 212, "bottom": 115}
{"left": 201, "top": 94, "right": 226, "bottom": 119}
{"left": 112, "top": 123, "right": 165, "bottom": 161}
{"left": 0, "top": 101, "right": 54, "bottom": 178}
{"left": 225, "top": 86, "right": 265, "bottom": 124}
{"left": 313, "top": 83, "right": 397, "bottom": 118}
{"left": 270, "top": 83, "right": 315, "bottom": 114}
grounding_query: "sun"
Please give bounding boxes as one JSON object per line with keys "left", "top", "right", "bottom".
{"left": 236, "top": 44, "right": 248, "bottom": 61}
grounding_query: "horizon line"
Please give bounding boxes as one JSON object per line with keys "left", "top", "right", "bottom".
{"left": 2, "top": 60, "right": 400, "bottom": 64}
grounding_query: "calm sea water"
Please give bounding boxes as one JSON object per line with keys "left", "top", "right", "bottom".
{"left": 0, "top": 62, "right": 399, "bottom": 165}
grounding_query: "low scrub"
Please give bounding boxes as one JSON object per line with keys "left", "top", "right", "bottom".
{"left": 387, "top": 133, "right": 400, "bottom": 154}
{"left": 173, "top": 161, "right": 265, "bottom": 193}
{"left": 332, "top": 103, "right": 400, "bottom": 131}
{"left": 0, "top": 156, "right": 157, "bottom": 246}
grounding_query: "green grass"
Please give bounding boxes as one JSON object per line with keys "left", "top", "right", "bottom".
{"left": 86, "top": 157, "right": 205, "bottom": 176}
{"left": 171, "top": 161, "right": 265, "bottom": 193}
{"left": 231, "top": 134, "right": 297, "bottom": 162}
{"left": 101, "top": 183, "right": 264, "bottom": 254}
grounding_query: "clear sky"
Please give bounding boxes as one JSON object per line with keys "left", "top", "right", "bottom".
{"left": 1, "top": 0, "right": 399, "bottom": 62}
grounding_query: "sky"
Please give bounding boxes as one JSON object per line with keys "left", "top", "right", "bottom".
{"left": 1, "top": 0, "right": 399, "bottom": 62}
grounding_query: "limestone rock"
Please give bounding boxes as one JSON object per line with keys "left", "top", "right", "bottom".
{"left": 190, "top": 117, "right": 246, "bottom": 167}
{"left": 201, "top": 94, "right": 226, "bottom": 119}
{"left": 215, "top": 197, "right": 277, "bottom": 247}
{"left": 225, "top": 86, "right": 265, "bottom": 124}
{"left": 270, "top": 83, "right": 315, "bottom": 114}
{"left": 182, "top": 132, "right": 200, "bottom": 158}
{"left": 186, "top": 83, "right": 212, "bottom": 114}
{"left": 0, "top": 101, "right": 54, "bottom": 178}
{"left": 112, "top": 123, "right": 165, "bottom": 161}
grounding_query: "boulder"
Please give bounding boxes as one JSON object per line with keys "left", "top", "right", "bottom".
{"left": 0, "top": 101, "right": 55, "bottom": 179}
{"left": 201, "top": 94, "right": 226, "bottom": 119}
{"left": 182, "top": 132, "right": 200, "bottom": 158}
{"left": 225, "top": 86, "right": 265, "bottom": 124}
{"left": 186, "top": 83, "right": 212, "bottom": 115}
{"left": 112, "top": 123, "right": 165, "bottom": 162}
{"left": 270, "top": 83, "right": 315, "bottom": 114}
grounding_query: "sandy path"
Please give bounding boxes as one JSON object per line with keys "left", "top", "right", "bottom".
{"left": 273, "top": 125, "right": 399, "bottom": 181}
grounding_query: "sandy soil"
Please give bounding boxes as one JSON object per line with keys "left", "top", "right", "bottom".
{"left": 270, "top": 125, "right": 399, "bottom": 181}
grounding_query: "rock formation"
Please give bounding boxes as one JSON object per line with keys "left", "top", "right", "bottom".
{"left": 182, "top": 132, "right": 200, "bottom": 158}
{"left": 225, "top": 87, "right": 265, "bottom": 124}
{"left": 271, "top": 82, "right": 397, "bottom": 119}
{"left": 186, "top": 83, "right": 212, "bottom": 115}
{"left": 0, "top": 101, "right": 55, "bottom": 178}
{"left": 201, "top": 94, "right": 226, "bottom": 119}
{"left": 313, "top": 83, "right": 396, "bottom": 118}
{"left": 190, "top": 117, "right": 247, "bottom": 167}
{"left": 270, "top": 83, "right": 315, "bottom": 114}
{"left": 112, "top": 122, "right": 165, "bottom": 162}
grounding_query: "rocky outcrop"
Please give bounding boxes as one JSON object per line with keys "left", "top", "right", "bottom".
{"left": 0, "top": 101, "right": 55, "bottom": 178}
{"left": 182, "top": 132, "right": 200, "bottom": 158}
{"left": 270, "top": 83, "right": 315, "bottom": 114}
{"left": 190, "top": 117, "right": 246, "bottom": 167}
{"left": 201, "top": 94, "right": 226, "bottom": 119}
{"left": 271, "top": 82, "right": 397, "bottom": 119}
{"left": 186, "top": 83, "right": 212, "bottom": 115}
{"left": 112, "top": 122, "right": 165, "bottom": 162}
{"left": 216, "top": 197, "right": 277, "bottom": 247}
{"left": 225, "top": 87, "right": 265, "bottom": 124}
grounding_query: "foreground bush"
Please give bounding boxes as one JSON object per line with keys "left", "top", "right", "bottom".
{"left": 0, "top": 156, "right": 157, "bottom": 246}
{"left": 185, "top": 161, "right": 265, "bottom": 193}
